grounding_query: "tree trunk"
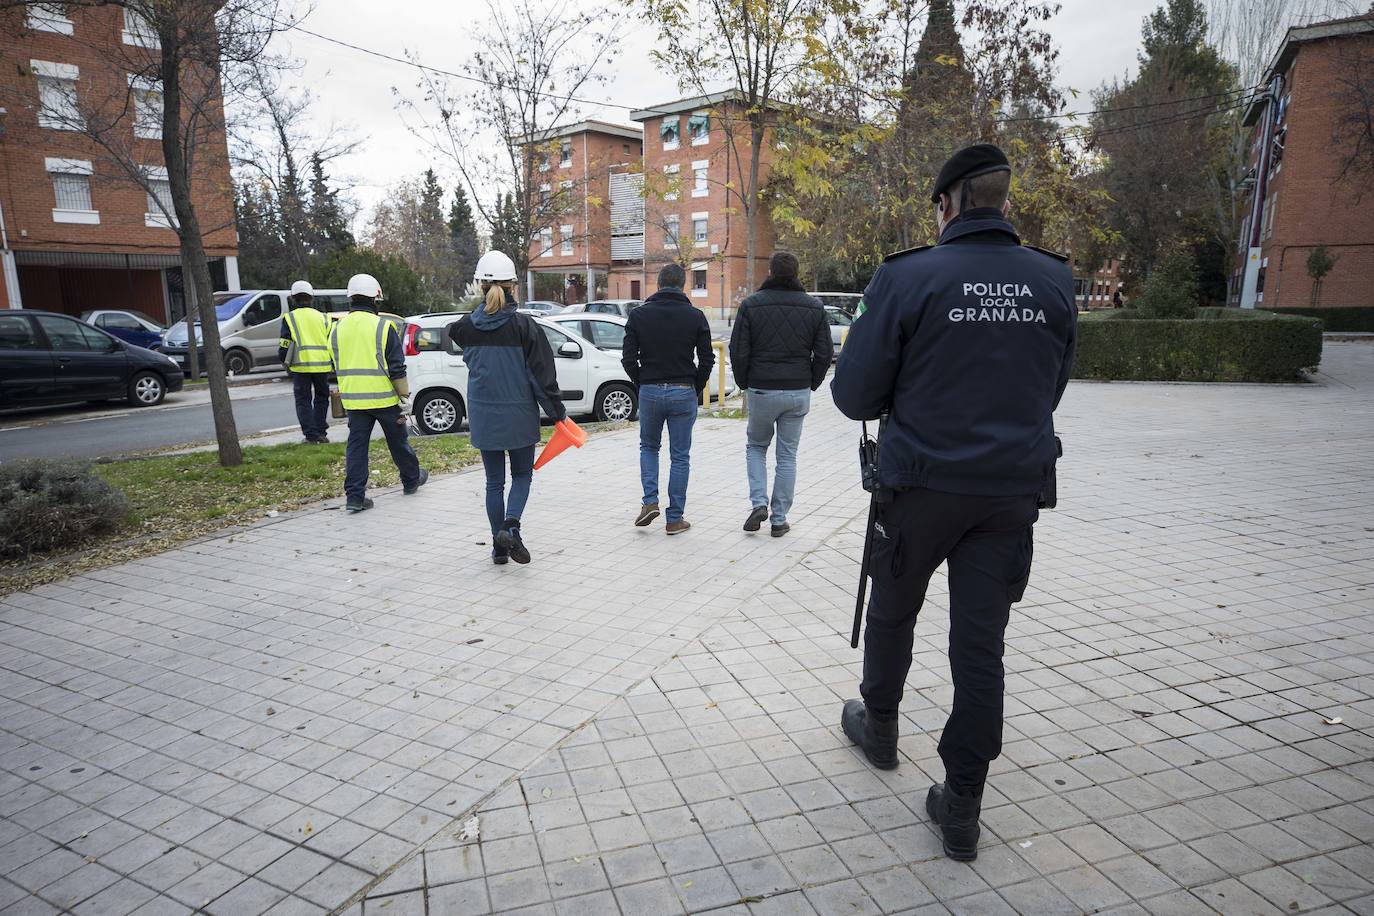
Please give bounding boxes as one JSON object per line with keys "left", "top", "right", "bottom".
{"left": 185, "top": 303, "right": 198, "bottom": 379}
{"left": 746, "top": 121, "right": 764, "bottom": 297}
{"left": 159, "top": 26, "right": 242, "bottom": 466}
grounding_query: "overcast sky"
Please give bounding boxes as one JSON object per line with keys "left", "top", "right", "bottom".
{"left": 269, "top": 0, "right": 1163, "bottom": 225}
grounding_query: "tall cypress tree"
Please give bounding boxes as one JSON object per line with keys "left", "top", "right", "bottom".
{"left": 447, "top": 186, "right": 480, "bottom": 295}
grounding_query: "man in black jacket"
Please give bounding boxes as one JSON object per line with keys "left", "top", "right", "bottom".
{"left": 831, "top": 144, "right": 1076, "bottom": 863}
{"left": 622, "top": 263, "right": 715, "bottom": 535}
{"left": 729, "top": 252, "right": 833, "bottom": 537}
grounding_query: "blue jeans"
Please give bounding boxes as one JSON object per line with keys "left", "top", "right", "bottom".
{"left": 481, "top": 446, "right": 535, "bottom": 537}
{"left": 638, "top": 384, "right": 698, "bottom": 522}
{"left": 344, "top": 405, "right": 421, "bottom": 501}
{"left": 746, "top": 388, "right": 811, "bottom": 526}
{"left": 292, "top": 372, "right": 330, "bottom": 440}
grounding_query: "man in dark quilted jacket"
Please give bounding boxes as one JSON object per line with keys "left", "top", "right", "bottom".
{"left": 728, "top": 251, "right": 833, "bottom": 537}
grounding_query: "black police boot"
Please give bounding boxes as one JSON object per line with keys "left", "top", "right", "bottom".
{"left": 495, "top": 520, "right": 531, "bottom": 565}
{"left": 492, "top": 546, "right": 509, "bottom": 566}
{"left": 925, "top": 782, "right": 983, "bottom": 862}
{"left": 345, "top": 497, "right": 374, "bottom": 513}
{"left": 403, "top": 468, "right": 429, "bottom": 495}
{"left": 840, "top": 699, "right": 899, "bottom": 770}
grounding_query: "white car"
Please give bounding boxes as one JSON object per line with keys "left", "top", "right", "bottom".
{"left": 561, "top": 299, "right": 640, "bottom": 318}
{"left": 823, "top": 305, "right": 853, "bottom": 354}
{"left": 550, "top": 312, "right": 736, "bottom": 398}
{"left": 402, "top": 312, "right": 639, "bottom": 435}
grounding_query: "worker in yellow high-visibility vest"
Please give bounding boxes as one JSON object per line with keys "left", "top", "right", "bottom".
{"left": 278, "top": 280, "right": 333, "bottom": 443}
{"left": 330, "top": 273, "right": 428, "bottom": 512}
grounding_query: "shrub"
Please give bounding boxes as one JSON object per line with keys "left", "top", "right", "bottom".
{"left": 0, "top": 460, "right": 130, "bottom": 559}
{"left": 1134, "top": 248, "right": 1200, "bottom": 319}
{"left": 1074, "top": 310, "right": 1323, "bottom": 382}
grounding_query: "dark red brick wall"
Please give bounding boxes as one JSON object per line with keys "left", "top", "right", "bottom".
{"left": 1246, "top": 31, "right": 1374, "bottom": 309}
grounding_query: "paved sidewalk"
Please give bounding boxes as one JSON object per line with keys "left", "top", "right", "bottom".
{"left": 2, "top": 344, "right": 1373, "bottom": 915}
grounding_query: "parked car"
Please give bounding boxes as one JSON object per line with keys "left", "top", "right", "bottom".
{"left": 520, "top": 300, "right": 564, "bottom": 315}
{"left": 1, "top": 310, "right": 184, "bottom": 409}
{"left": 161, "top": 288, "right": 354, "bottom": 376}
{"left": 583, "top": 299, "right": 640, "bottom": 317}
{"left": 82, "top": 309, "right": 165, "bottom": 351}
{"left": 814, "top": 292, "right": 863, "bottom": 317}
{"left": 401, "top": 312, "right": 638, "bottom": 435}
{"left": 548, "top": 312, "right": 736, "bottom": 398}
{"left": 823, "top": 305, "right": 853, "bottom": 354}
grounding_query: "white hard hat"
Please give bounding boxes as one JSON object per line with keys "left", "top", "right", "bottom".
{"left": 290, "top": 280, "right": 313, "bottom": 297}
{"left": 346, "top": 273, "right": 383, "bottom": 299}
{"left": 474, "top": 250, "right": 517, "bottom": 282}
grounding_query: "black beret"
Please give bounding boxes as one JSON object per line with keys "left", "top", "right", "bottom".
{"left": 930, "top": 143, "right": 1011, "bottom": 203}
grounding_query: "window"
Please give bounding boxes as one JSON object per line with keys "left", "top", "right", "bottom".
{"left": 539, "top": 184, "right": 551, "bottom": 207}
{"left": 0, "top": 315, "right": 40, "bottom": 351}
{"left": 559, "top": 140, "right": 572, "bottom": 167}
{"left": 123, "top": 8, "right": 159, "bottom": 47}
{"left": 692, "top": 161, "right": 709, "bottom": 197}
{"left": 692, "top": 214, "right": 708, "bottom": 244}
{"left": 560, "top": 224, "right": 574, "bottom": 255}
{"left": 664, "top": 215, "right": 680, "bottom": 250}
{"left": 540, "top": 323, "right": 578, "bottom": 357}
{"left": 540, "top": 227, "right": 553, "bottom": 257}
{"left": 131, "top": 78, "right": 163, "bottom": 139}
{"left": 46, "top": 158, "right": 97, "bottom": 224}
{"left": 413, "top": 325, "right": 446, "bottom": 352}
{"left": 538, "top": 151, "right": 550, "bottom": 172}
{"left": 33, "top": 61, "right": 81, "bottom": 131}
{"left": 98, "top": 312, "right": 143, "bottom": 331}
{"left": 37, "top": 314, "right": 109, "bottom": 351}
{"left": 693, "top": 268, "right": 707, "bottom": 291}
{"left": 145, "top": 170, "right": 176, "bottom": 228}
{"left": 688, "top": 113, "right": 709, "bottom": 145}
{"left": 660, "top": 117, "right": 680, "bottom": 149}
{"left": 27, "top": 3, "right": 72, "bottom": 34}
{"left": 663, "top": 164, "right": 680, "bottom": 201}
{"left": 241, "top": 295, "right": 282, "bottom": 327}
{"left": 587, "top": 320, "right": 625, "bottom": 350}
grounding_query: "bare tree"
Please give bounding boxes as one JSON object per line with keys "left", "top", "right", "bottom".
{"left": 1331, "top": 35, "right": 1374, "bottom": 199}
{"left": 231, "top": 58, "right": 360, "bottom": 276}
{"left": 398, "top": 0, "right": 624, "bottom": 301}
{"left": 637, "top": 0, "right": 824, "bottom": 295}
{"left": 1, "top": 0, "right": 286, "bottom": 466}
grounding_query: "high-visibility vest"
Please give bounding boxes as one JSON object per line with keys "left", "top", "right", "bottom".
{"left": 330, "top": 310, "right": 399, "bottom": 410}
{"left": 279, "top": 306, "right": 332, "bottom": 373}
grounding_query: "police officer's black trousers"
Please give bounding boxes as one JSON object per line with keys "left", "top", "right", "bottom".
{"left": 860, "top": 487, "right": 1038, "bottom": 795}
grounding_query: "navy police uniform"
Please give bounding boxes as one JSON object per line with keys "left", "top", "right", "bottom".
{"left": 832, "top": 197, "right": 1076, "bottom": 799}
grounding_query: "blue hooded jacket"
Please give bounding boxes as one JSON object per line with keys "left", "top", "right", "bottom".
{"left": 452, "top": 305, "right": 565, "bottom": 451}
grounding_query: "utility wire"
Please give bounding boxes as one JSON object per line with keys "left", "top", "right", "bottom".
{"left": 278, "top": 17, "right": 1264, "bottom": 129}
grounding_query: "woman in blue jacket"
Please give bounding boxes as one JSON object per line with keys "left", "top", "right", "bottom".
{"left": 451, "top": 251, "right": 566, "bottom": 565}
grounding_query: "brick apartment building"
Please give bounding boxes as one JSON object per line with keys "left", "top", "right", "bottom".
{"left": 523, "top": 120, "right": 644, "bottom": 304}
{"left": 0, "top": 3, "right": 238, "bottom": 324}
{"left": 1072, "top": 256, "right": 1125, "bottom": 309}
{"left": 1234, "top": 13, "right": 1374, "bottom": 310}
{"left": 631, "top": 91, "right": 776, "bottom": 316}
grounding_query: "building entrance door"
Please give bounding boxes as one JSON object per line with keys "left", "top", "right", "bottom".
{"left": 631, "top": 280, "right": 641, "bottom": 299}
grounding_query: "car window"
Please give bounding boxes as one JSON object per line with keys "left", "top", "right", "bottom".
{"left": 242, "top": 294, "right": 283, "bottom": 327}
{"left": 588, "top": 320, "right": 625, "bottom": 350}
{"left": 587, "top": 302, "right": 610, "bottom": 314}
{"left": 38, "top": 315, "right": 112, "bottom": 351}
{"left": 826, "top": 309, "right": 852, "bottom": 327}
{"left": 540, "top": 323, "right": 580, "bottom": 355}
{"left": 0, "top": 315, "right": 40, "bottom": 350}
{"left": 98, "top": 312, "right": 142, "bottom": 331}
{"left": 315, "top": 294, "right": 348, "bottom": 312}
{"left": 414, "top": 324, "right": 446, "bottom": 352}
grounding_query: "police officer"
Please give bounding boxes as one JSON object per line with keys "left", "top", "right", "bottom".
{"left": 330, "top": 273, "right": 427, "bottom": 512}
{"left": 278, "top": 280, "right": 333, "bottom": 443}
{"left": 831, "top": 144, "right": 1076, "bottom": 862}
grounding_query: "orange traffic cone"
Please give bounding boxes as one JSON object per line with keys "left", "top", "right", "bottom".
{"left": 534, "top": 418, "right": 588, "bottom": 470}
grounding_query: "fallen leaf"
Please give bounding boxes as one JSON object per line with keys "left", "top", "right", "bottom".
{"left": 1323, "top": 716, "right": 1343, "bottom": 725}
{"left": 266, "top": 707, "right": 276, "bottom": 716}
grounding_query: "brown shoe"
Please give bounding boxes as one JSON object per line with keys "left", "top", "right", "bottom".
{"left": 635, "top": 503, "right": 660, "bottom": 526}
{"left": 665, "top": 519, "right": 691, "bottom": 535}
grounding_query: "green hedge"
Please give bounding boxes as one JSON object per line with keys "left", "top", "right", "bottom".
{"left": 1075, "top": 310, "right": 1322, "bottom": 382}
{"left": 1267, "top": 307, "right": 1374, "bottom": 333}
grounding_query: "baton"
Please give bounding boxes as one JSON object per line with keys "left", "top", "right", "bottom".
{"left": 851, "top": 417, "right": 886, "bottom": 649}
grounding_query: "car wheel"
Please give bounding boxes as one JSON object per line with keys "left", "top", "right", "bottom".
{"left": 414, "top": 390, "right": 464, "bottom": 435}
{"left": 595, "top": 382, "right": 637, "bottom": 422}
{"left": 224, "top": 348, "right": 252, "bottom": 376}
{"left": 128, "top": 371, "right": 166, "bottom": 407}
